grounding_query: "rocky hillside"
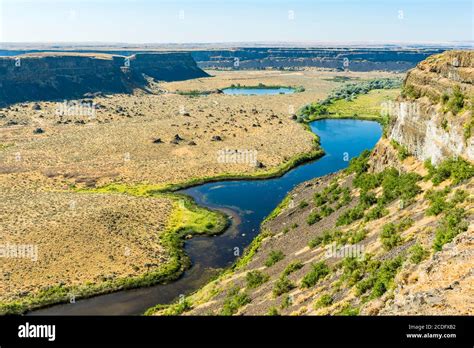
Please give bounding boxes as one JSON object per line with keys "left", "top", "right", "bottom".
{"left": 149, "top": 50, "right": 473, "bottom": 316}
{"left": 0, "top": 52, "right": 208, "bottom": 106}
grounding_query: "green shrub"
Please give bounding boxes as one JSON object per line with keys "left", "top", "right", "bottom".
{"left": 433, "top": 207, "right": 468, "bottom": 251}
{"left": 380, "top": 218, "right": 412, "bottom": 250}
{"left": 391, "top": 140, "right": 410, "bottom": 160}
{"left": 402, "top": 84, "right": 420, "bottom": 99}
{"left": 336, "top": 304, "right": 360, "bottom": 316}
{"left": 267, "top": 307, "right": 280, "bottom": 316}
{"left": 246, "top": 270, "right": 270, "bottom": 289}
{"left": 425, "top": 188, "right": 452, "bottom": 216}
{"left": 265, "top": 250, "right": 285, "bottom": 267}
{"left": 320, "top": 205, "right": 334, "bottom": 217}
{"left": 280, "top": 294, "right": 292, "bottom": 309}
{"left": 339, "top": 188, "right": 352, "bottom": 206}
{"left": 443, "top": 86, "right": 465, "bottom": 115}
{"left": 221, "top": 287, "right": 251, "bottom": 316}
{"left": 341, "top": 257, "right": 366, "bottom": 286}
{"left": 349, "top": 229, "right": 368, "bottom": 244}
{"left": 313, "top": 192, "right": 328, "bottom": 206}
{"left": 299, "top": 200, "right": 309, "bottom": 209}
{"left": 364, "top": 203, "right": 389, "bottom": 221}
{"left": 353, "top": 172, "right": 383, "bottom": 191}
{"left": 283, "top": 261, "right": 304, "bottom": 276}
{"left": 425, "top": 157, "right": 474, "bottom": 185}
{"left": 451, "top": 189, "right": 468, "bottom": 204}
{"left": 380, "top": 169, "right": 422, "bottom": 204}
{"left": 370, "top": 257, "right": 403, "bottom": 298}
{"left": 441, "top": 93, "right": 449, "bottom": 104}
{"left": 300, "top": 261, "right": 330, "bottom": 288}
{"left": 308, "top": 236, "right": 323, "bottom": 248}
{"left": 336, "top": 204, "right": 365, "bottom": 226}
{"left": 355, "top": 256, "right": 403, "bottom": 298}
{"left": 273, "top": 276, "right": 295, "bottom": 297}
{"left": 380, "top": 223, "right": 401, "bottom": 250}
{"left": 346, "top": 150, "right": 371, "bottom": 176}
{"left": 359, "top": 190, "right": 377, "bottom": 206}
{"left": 314, "top": 294, "right": 333, "bottom": 309}
{"left": 409, "top": 244, "right": 429, "bottom": 264}
{"left": 307, "top": 211, "right": 322, "bottom": 225}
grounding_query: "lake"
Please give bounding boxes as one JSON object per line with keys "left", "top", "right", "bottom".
{"left": 222, "top": 87, "right": 295, "bottom": 95}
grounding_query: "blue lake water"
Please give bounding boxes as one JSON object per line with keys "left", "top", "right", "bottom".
{"left": 222, "top": 87, "right": 295, "bottom": 95}
{"left": 30, "top": 119, "right": 381, "bottom": 315}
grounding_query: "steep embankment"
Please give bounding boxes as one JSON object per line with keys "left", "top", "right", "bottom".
{"left": 0, "top": 52, "right": 208, "bottom": 106}
{"left": 388, "top": 50, "right": 473, "bottom": 163}
{"left": 149, "top": 50, "right": 473, "bottom": 316}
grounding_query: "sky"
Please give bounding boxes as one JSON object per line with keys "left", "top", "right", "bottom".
{"left": 0, "top": 0, "right": 472, "bottom": 44}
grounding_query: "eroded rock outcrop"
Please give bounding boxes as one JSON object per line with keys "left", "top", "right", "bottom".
{"left": 387, "top": 50, "right": 474, "bottom": 164}
{"left": 0, "top": 52, "right": 208, "bottom": 106}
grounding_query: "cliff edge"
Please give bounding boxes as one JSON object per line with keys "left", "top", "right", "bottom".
{"left": 0, "top": 52, "right": 208, "bottom": 106}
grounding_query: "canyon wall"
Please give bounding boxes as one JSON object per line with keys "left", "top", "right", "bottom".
{"left": 192, "top": 47, "right": 445, "bottom": 72}
{"left": 0, "top": 52, "right": 208, "bottom": 105}
{"left": 387, "top": 50, "right": 474, "bottom": 164}
{"left": 0, "top": 47, "right": 445, "bottom": 72}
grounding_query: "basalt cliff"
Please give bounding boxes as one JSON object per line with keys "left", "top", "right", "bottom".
{"left": 0, "top": 52, "right": 208, "bottom": 106}
{"left": 150, "top": 50, "right": 473, "bottom": 316}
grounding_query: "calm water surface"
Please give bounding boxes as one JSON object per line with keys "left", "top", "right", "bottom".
{"left": 222, "top": 87, "right": 295, "bottom": 95}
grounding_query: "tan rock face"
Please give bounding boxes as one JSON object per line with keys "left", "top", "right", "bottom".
{"left": 380, "top": 230, "right": 474, "bottom": 315}
{"left": 388, "top": 51, "right": 474, "bottom": 164}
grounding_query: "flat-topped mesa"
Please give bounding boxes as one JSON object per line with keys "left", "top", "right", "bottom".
{"left": 127, "top": 53, "right": 209, "bottom": 82}
{"left": 387, "top": 50, "right": 474, "bottom": 164}
{"left": 0, "top": 52, "right": 208, "bottom": 106}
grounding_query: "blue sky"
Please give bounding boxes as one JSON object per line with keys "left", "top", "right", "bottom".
{"left": 0, "top": 0, "right": 472, "bottom": 43}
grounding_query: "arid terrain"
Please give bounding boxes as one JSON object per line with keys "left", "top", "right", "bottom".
{"left": 0, "top": 67, "right": 400, "bottom": 312}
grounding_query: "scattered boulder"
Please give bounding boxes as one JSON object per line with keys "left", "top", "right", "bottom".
{"left": 170, "top": 134, "right": 184, "bottom": 144}
{"left": 6, "top": 120, "right": 18, "bottom": 126}
{"left": 33, "top": 127, "right": 45, "bottom": 134}
{"left": 188, "top": 141, "right": 197, "bottom": 146}
{"left": 255, "top": 161, "right": 265, "bottom": 169}
{"left": 211, "top": 135, "right": 223, "bottom": 141}
{"left": 152, "top": 138, "right": 163, "bottom": 144}
{"left": 32, "top": 103, "right": 42, "bottom": 111}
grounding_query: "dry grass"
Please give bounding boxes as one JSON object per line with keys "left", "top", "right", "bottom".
{"left": 0, "top": 173, "right": 173, "bottom": 303}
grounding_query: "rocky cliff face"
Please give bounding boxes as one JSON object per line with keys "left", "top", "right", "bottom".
{"left": 387, "top": 51, "right": 474, "bottom": 164}
{"left": 192, "top": 47, "right": 444, "bottom": 72}
{"left": 0, "top": 52, "right": 208, "bottom": 106}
